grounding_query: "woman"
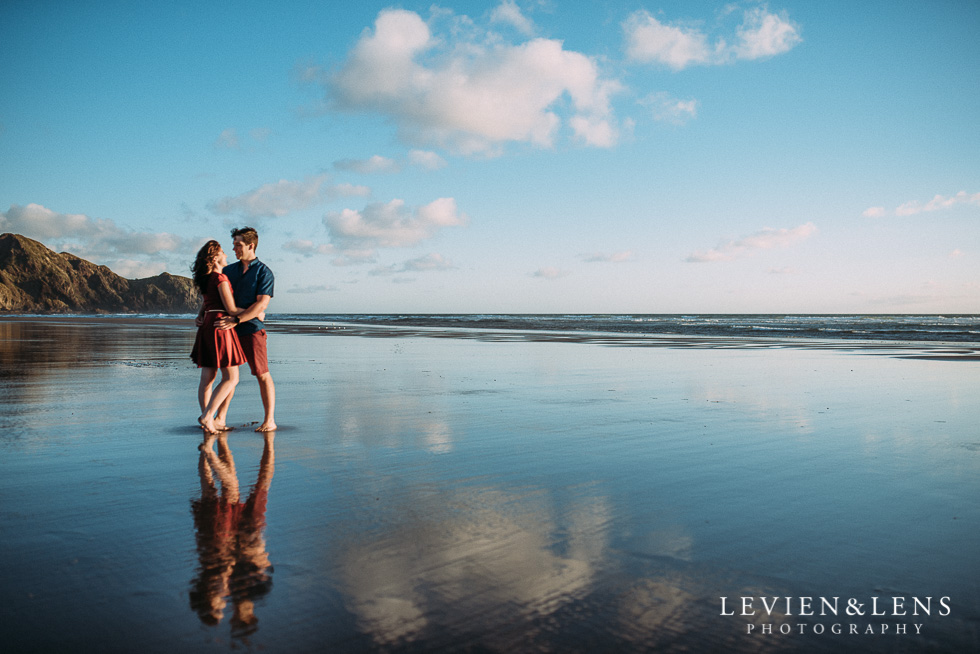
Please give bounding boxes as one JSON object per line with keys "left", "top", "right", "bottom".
{"left": 191, "top": 240, "right": 247, "bottom": 433}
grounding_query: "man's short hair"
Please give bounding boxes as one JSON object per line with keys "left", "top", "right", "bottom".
{"left": 231, "top": 226, "right": 259, "bottom": 249}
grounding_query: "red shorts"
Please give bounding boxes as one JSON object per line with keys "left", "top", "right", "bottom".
{"left": 239, "top": 330, "right": 269, "bottom": 377}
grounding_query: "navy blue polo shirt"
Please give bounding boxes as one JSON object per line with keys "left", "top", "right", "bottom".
{"left": 223, "top": 258, "right": 274, "bottom": 335}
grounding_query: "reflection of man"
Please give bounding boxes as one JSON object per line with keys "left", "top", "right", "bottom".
{"left": 189, "top": 432, "right": 275, "bottom": 635}
{"left": 214, "top": 227, "right": 277, "bottom": 432}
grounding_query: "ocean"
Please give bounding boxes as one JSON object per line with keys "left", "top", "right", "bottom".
{"left": 271, "top": 314, "right": 980, "bottom": 344}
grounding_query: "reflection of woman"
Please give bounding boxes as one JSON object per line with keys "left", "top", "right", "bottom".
{"left": 190, "top": 240, "right": 246, "bottom": 433}
{"left": 189, "top": 432, "right": 275, "bottom": 635}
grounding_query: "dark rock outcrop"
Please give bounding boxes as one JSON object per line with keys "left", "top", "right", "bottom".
{"left": 0, "top": 233, "right": 199, "bottom": 313}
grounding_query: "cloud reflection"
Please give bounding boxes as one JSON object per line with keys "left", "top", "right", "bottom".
{"left": 336, "top": 487, "right": 611, "bottom": 647}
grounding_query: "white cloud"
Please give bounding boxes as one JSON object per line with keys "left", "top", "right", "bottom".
{"left": 213, "top": 128, "right": 240, "bottom": 150}
{"left": 640, "top": 92, "right": 698, "bottom": 125}
{"left": 583, "top": 250, "right": 634, "bottom": 263}
{"left": 532, "top": 266, "right": 569, "bottom": 279}
{"left": 100, "top": 231, "right": 186, "bottom": 255}
{"left": 330, "top": 249, "right": 378, "bottom": 266}
{"left": 568, "top": 114, "right": 618, "bottom": 148}
{"left": 326, "top": 8, "right": 621, "bottom": 155}
{"left": 282, "top": 239, "right": 335, "bottom": 257}
{"left": 864, "top": 191, "right": 980, "bottom": 218}
{"left": 490, "top": 0, "right": 534, "bottom": 36}
{"left": 1, "top": 203, "right": 186, "bottom": 256}
{"left": 335, "top": 151, "right": 448, "bottom": 174}
{"left": 332, "top": 183, "right": 372, "bottom": 198}
{"left": 210, "top": 173, "right": 366, "bottom": 219}
{"left": 249, "top": 127, "right": 271, "bottom": 143}
{"left": 107, "top": 259, "right": 169, "bottom": 279}
{"left": 735, "top": 7, "right": 802, "bottom": 60}
{"left": 623, "top": 11, "right": 713, "bottom": 70}
{"left": 0, "top": 203, "right": 192, "bottom": 277}
{"left": 2, "top": 203, "right": 104, "bottom": 240}
{"left": 287, "top": 284, "right": 336, "bottom": 294}
{"left": 334, "top": 155, "right": 401, "bottom": 174}
{"left": 368, "top": 253, "right": 454, "bottom": 277}
{"left": 213, "top": 127, "right": 271, "bottom": 150}
{"left": 624, "top": 7, "right": 800, "bottom": 70}
{"left": 325, "top": 197, "right": 467, "bottom": 259}
{"left": 401, "top": 252, "right": 455, "bottom": 271}
{"left": 894, "top": 201, "right": 920, "bottom": 216}
{"left": 686, "top": 222, "right": 817, "bottom": 262}
{"left": 897, "top": 191, "right": 980, "bottom": 216}
{"left": 408, "top": 149, "right": 447, "bottom": 170}
{"left": 367, "top": 264, "right": 399, "bottom": 277}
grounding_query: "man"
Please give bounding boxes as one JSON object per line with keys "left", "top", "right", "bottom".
{"left": 213, "top": 227, "right": 277, "bottom": 432}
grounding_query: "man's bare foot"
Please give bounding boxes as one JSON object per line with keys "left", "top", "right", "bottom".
{"left": 212, "top": 420, "right": 234, "bottom": 432}
{"left": 199, "top": 415, "right": 217, "bottom": 433}
{"left": 255, "top": 421, "right": 277, "bottom": 432}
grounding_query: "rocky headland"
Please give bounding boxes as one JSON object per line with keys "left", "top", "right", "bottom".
{"left": 0, "top": 233, "right": 199, "bottom": 313}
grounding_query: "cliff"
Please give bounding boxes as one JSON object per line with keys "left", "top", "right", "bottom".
{"left": 0, "top": 233, "right": 200, "bottom": 313}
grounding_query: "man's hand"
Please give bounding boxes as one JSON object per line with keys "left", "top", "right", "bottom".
{"left": 214, "top": 316, "right": 238, "bottom": 331}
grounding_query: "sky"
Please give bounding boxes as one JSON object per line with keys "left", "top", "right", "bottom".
{"left": 1, "top": 0, "right": 978, "bottom": 314}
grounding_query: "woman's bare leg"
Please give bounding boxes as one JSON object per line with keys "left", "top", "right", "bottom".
{"left": 200, "top": 366, "right": 240, "bottom": 433}
{"left": 213, "top": 386, "right": 235, "bottom": 431}
{"left": 198, "top": 368, "right": 218, "bottom": 421}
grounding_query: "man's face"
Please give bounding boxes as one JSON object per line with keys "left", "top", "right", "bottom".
{"left": 232, "top": 235, "right": 253, "bottom": 261}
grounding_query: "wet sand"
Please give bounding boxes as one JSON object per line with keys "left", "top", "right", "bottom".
{"left": 0, "top": 316, "right": 977, "bottom": 653}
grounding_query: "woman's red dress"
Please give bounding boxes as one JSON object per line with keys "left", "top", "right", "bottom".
{"left": 191, "top": 272, "right": 247, "bottom": 369}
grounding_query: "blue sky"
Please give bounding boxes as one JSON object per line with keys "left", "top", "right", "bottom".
{"left": 1, "top": 0, "right": 977, "bottom": 313}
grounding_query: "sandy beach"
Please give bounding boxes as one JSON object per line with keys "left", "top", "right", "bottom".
{"left": 0, "top": 316, "right": 977, "bottom": 653}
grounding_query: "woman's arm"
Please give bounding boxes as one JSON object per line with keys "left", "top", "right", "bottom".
{"left": 195, "top": 300, "right": 206, "bottom": 327}
{"left": 217, "top": 280, "right": 242, "bottom": 316}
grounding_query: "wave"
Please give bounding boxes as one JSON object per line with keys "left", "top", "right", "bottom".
{"left": 268, "top": 314, "right": 980, "bottom": 344}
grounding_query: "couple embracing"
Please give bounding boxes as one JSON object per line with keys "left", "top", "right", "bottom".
{"left": 191, "top": 227, "right": 277, "bottom": 434}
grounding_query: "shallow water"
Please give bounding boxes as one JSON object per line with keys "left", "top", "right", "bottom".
{"left": 0, "top": 317, "right": 977, "bottom": 652}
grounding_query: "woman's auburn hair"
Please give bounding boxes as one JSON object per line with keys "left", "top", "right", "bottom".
{"left": 192, "top": 240, "right": 222, "bottom": 293}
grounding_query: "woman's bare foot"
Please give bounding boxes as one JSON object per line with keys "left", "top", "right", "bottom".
{"left": 255, "top": 421, "right": 277, "bottom": 432}
{"left": 199, "top": 415, "right": 217, "bottom": 433}
{"left": 212, "top": 420, "right": 233, "bottom": 432}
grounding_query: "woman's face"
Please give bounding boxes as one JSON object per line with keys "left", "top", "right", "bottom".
{"left": 214, "top": 249, "right": 228, "bottom": 269}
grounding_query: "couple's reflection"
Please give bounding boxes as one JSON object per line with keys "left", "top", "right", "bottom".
{"left": 189, "top": 432, "right": 275, "bottom": 637}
